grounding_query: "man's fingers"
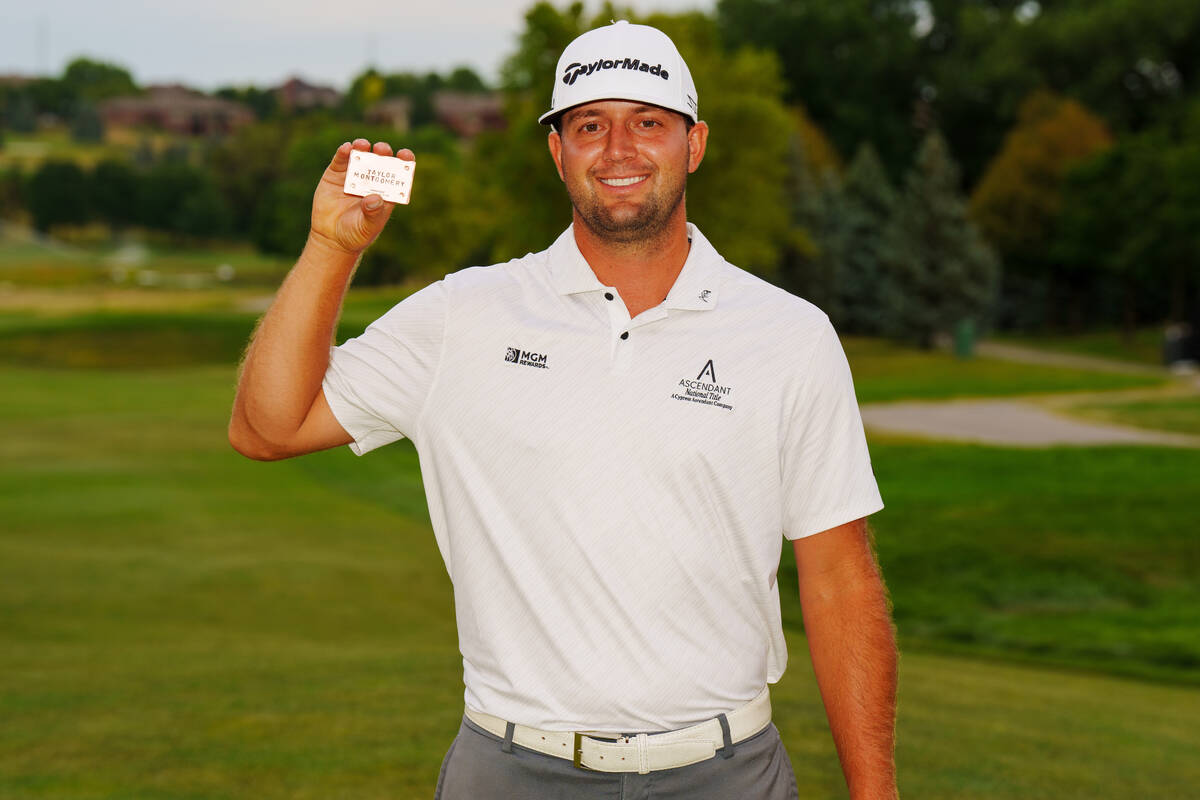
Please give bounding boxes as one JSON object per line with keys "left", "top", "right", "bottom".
{"left": 322, "top": 138, "right": 414, "bottom": 194}
{"left": 326, "top": 141, "right": 353, "bottom": 174}
{"left": 329, "top": 140, "right": 413, "bottom": 173}
{"left": 362, "top": 194, "right": 390, "bottom": 213}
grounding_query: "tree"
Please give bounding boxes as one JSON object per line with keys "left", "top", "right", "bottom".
{"left": 479, "top": 2, "right": 590, "bottom": 262}
{"left": 972, "top": 91, "right": 1113, "bottom": 262}
{"left": 1054, "top": 127, "right": 1200, "bottom": 334}
{"left": 174, "top": 182, "right": 233, "bottom": 240}
{"left": 88, "top": 159, "right": 139, "bottom": 230}
{"left": 917, "top": 2, "right": 1044, "bottom": 186}
{"left": 717, "top": 0, "right": 922, "bottom": 179}
{"left": 0, "top": 168, "right": 24, "bottom": 220}
{"left": 648, "top": 10, "right": 794, "bottom": 275}
{"left": 777, "top": 107, "right": 843, "bottom": 316}
{"left": 344, "top": 69, "right": 388, "bottom": 118}
{"left": 136, "top": 162, "right": 209, "bottom": 233}
{"left": 29, "top": 161, "right": 88, "bottom": 231}
{"left": 923, "top": 0, "right": 1200, "bottom": 186}
{"left": 831, "top": 143, "right": 899, "bottom": 334}
{"left": 445, "top": 66, "right": 488, "bottom": 93}
{"left": 62, "top": 58, "right": 138, "bottom": 103}
{"left": 70, "top": 102, "right": 105, "bottom": 143}
{"left": 215, "top": 85, "right": 278, "bottom": 120}
{"left": 5, "top": 91, "right": 38, "bottom": 133}
{"left": 881, "top": 131, "right": 999, "bottom": 347}
{"left": 1012, "top": 0, "right": 1199, "bottom": 134}
{"left": 208, "top": 120, "right": 291, "bottom": 238}
{"left": 969, "top": 91, "right": 1112, "bottom": 328}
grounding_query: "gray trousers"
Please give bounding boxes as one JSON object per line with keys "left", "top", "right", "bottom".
{"left": 434, "top": 716, "right": 800, "bottom": 800}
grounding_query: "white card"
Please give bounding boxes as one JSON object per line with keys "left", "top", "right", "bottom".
{"left": 343, "top": 150, "right": 415, "bottom": 205}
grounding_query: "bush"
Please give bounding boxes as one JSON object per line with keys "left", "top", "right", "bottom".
{"left": 28, "top": 161, "right": 88, "bottom": 232}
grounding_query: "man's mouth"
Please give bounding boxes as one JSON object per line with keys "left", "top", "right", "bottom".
{"left": 598, "top": 175, "right": 648, "bottom": 187}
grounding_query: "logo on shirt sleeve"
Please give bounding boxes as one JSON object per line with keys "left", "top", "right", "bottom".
{"left": 504, "top": 346, "right": 549, "bottom": 369}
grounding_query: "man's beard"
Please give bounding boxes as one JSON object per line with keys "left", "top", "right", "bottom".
{"left": 566, "top": 171, "right": 687, "bottom": 245}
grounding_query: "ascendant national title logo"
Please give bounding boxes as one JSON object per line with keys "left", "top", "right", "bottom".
{"left": 671, "top": 359, "right": 733, "bottom": 411}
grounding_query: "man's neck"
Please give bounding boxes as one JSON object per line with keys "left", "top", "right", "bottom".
{"left": 572, "top": 210, "right": 692, "bottom": 319}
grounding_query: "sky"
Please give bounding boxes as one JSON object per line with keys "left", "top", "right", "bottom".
{"left": 0, "top": 0, "right": 712, "bottom": 91}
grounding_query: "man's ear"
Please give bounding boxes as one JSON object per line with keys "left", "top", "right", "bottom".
{"left": 686, "top": 121, "right": 709, "bottom": 174}
{"left": 548, "top": 131, "right": 565, "bottom": 182}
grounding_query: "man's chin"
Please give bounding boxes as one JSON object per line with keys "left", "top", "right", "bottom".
{"left": 581, "top": 205, "right": 669, "bottom": 240}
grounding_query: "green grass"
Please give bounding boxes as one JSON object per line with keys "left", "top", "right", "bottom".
{"left": 0, "top": 303, "right": 420, "bottom": 370}
{"left": 0, "top": 312, "right": 258, "bottom": 368}
{"left": 996, "top": 328, "right": 1165, "bottom": 366}
{"left": 844, "top": 338, "right": 1165, "bottom": 402}
{"left": 794, "top": 440, "right": 1200, "bottom": 685}
{"left": 1063, "top": 396, "right": 1200, "bottom": 437}
{"left": 0, "top": 308, "right": 1167, "bottom": 402}
{"left": 0, "top": 129, "right": 133, "bottom": 171}
{"left": 0, "top": 231, "right": 292, "bottom": 289}
{"left": 2, "top": 361, "right": 1198, "bottom": 798}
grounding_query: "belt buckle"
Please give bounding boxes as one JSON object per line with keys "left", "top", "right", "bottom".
{"left": 572, "top": 732, "right": 590, "bottom": 770}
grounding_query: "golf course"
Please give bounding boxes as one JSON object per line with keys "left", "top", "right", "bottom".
{"left": 2, "top": 240, "right": 1198, "bottom": 799}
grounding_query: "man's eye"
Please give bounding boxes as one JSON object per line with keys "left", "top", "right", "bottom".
{"left": 638, "top": 119, "right": 660, "bottom": 128}
{"left": 582, "top": 122, "right": 600, "bottom": 133}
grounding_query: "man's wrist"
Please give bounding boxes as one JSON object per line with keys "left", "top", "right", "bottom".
{"left": 304, "top": 230, "right": 364, "bottom": 264}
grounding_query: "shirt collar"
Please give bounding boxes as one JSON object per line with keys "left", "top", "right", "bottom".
{"left": 549, "top": 223, "right": 724, "bottom": 311}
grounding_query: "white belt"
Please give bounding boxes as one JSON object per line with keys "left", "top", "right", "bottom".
{"left": 463, "top": 687, "right": 772, "bottom": 774}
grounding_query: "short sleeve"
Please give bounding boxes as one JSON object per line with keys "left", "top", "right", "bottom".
{"left": 780, "top": 319, "right": 884, "bottom": 539}
{"left": 321, "top": 280, "right": 447, "bottom": 455}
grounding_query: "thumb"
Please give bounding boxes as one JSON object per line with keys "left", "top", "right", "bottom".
{"left": 363, "top": 194, "right": 385, "bottom": 213}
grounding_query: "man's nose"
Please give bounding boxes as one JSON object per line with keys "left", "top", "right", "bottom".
{"left": 603, "top": 123, "right": 636, "bottom": 161}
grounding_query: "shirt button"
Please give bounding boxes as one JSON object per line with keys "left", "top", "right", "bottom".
{"left": 604, "top": 292, "right": 614, "bottom": 301}
{"left": 620, "top": 331, "right": 629, "bottom": 340}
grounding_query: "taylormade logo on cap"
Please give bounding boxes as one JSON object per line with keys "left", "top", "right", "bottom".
{"left": 561, "top": 58, "right": 670, "bottom": 87}
{"left": 539, "top": 20, "right": 699, "bottom": 125}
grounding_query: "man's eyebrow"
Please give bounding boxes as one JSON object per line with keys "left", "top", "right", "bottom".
{"left": 563, "top": 105, "right": 666, "bottom": 124}
{"left": 564, "top": 109, "right": 604, "bottom": 123}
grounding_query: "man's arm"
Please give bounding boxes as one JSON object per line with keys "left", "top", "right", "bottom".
{"left": 229, "top": 138, "right": 408, "bottom": 461}
{"left": 793, "top": 517, "right": 898, "bottom": 800}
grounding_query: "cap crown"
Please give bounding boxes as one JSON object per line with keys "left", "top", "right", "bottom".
{"left": 539, "top": 21, "right": 698, "bottom": 125}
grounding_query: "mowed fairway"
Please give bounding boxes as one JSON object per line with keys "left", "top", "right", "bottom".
{"left": 2, "top": 321, "right": 1198, "bottom": 797}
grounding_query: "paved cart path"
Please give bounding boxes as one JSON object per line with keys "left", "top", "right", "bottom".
{"left": 861, "top": 342, "right": 1200, "bottom": 447}
{"left": 860, "top": 398, "right": 1200, "bottom": 447}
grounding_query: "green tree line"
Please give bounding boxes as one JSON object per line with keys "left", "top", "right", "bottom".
{"left": 2, "top": 0, "right": 1197, "bottom": 340}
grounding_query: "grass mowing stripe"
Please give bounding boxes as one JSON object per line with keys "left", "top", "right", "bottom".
{"left": 841, "top": 441, "right": 1200, "bottom": 683}
{"left": 1063, "top": 396, "right": 1200, "bottom": 437}
{"left": 842, "top": 338, "right": 1165, "bottom": 402}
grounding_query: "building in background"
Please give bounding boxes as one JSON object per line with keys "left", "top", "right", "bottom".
{"left": 99, "top": 85, "right": 254, "bottom": 136}
{"left": 365, "top": 97, "right": 413, "bottom": 133}
{"left": 431, "top": 91, "right": 504, "bottom": 139}
{"left": 272, "top": 77, "right": 342, "bottom": 113}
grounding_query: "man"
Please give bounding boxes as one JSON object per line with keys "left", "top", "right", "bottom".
{"left": 230, "top": 20, "right": 898, "bottom": 800}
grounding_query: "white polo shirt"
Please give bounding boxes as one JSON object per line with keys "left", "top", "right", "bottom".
{"left": 322, "top": 223, "right": 883, "bottom": 732}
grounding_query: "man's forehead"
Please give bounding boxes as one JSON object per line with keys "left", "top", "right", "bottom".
{"left": 561, "top": 100, "right": 676, "bottom": 122}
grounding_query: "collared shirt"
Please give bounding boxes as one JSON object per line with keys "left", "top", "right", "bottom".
{"left": 322, "top": 223, "right": 883, "bottom": 732}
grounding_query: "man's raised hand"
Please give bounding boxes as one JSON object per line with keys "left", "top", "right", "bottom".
{"left": 309, "top": 139, "right": 414, "bottom": 255}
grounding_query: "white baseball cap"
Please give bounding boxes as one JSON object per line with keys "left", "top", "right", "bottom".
{"left": 539, "top": 20, "right": 699, "bottom": 126}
